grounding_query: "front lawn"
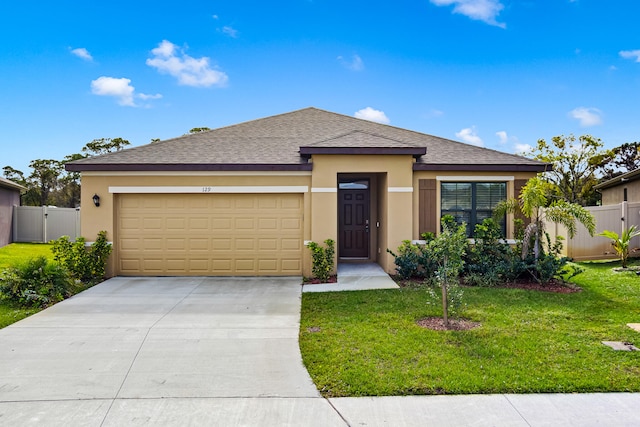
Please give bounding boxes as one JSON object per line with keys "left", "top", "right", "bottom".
{"left": 0, "top": 243, "right": 54, "bottom": 270}
{"left": 0, "top": 243, "right": 54, "bottom": 328}
{"left": 300, "top": 260, "right": 640, "bottom": 397}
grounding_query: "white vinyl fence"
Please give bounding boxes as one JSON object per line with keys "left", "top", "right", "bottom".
{"left": 548, "top": 201, "right": 640, "bottom": 261}
{"left": 13, "top": 206, "right": 81, "bottom": 243}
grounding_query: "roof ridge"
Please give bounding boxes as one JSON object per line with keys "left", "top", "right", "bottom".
{"left": 305, "top": 129, "right": 417, "bottom": 147}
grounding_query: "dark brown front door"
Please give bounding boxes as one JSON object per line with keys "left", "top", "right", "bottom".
{"left": 338, "top": 182, "right": 370, "bottom": 258}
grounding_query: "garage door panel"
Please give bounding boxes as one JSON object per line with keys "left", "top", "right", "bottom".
{"left": 282, "top": 259, "right": 301, "bottom": 272}
{"left": 235, "top": 218, "right": 255, "bottom": 230}
{"left": 143, "top": 238, "right": 164, "bottom": 250}
{"left": 117, "top": 193, "right": 303, "bottom": 276}
{"left": 235, "top": 259, "right": 255, "bottom": 272}
{"left": 212, "top": 218, "right": 232, "bottom": 230}
{"left": 190, "top": 239, "right": 211, "bottom": 251}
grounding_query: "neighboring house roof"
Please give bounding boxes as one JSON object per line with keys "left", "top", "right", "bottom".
{"left": 0, "top": 177, "right": 25, "bottom": 191}
{"left": 594, "top": 168, "right": 640, "bottom": 191}
{"left": 66, "top": 107, "right": 547, "bottom": 172}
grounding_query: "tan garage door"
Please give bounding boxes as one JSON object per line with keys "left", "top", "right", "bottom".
{"left": 116, "top": 193, "right": 303, "bottom": 276}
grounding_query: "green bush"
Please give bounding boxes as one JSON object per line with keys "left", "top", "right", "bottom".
{"left": 464, "top": 218, "right": 516, "bottom": 287}
{"left": 51, "top": 231, "right": 112, "bottom": 285}
{"left": 307, "top": 239, "right": 335, "bottom": 282}
{"left": 391, "top": 216, "right": 578, "bottom": 287}
{"left": 387, "top": 241, "right": 422, "bottom": 280}
{"left": 0, "top": 257, "right": 78, "bottom": 308}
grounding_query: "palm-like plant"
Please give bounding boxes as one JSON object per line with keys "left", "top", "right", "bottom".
{"left": 598, "top": 225, "right": 640, "bottom": 268}
{"left": 494, "top": 176, "right": 596, "bottom": 260}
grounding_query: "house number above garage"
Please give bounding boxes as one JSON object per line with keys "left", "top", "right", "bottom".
{"left": 109, "top": 186, "right": 310, "bottom": 194}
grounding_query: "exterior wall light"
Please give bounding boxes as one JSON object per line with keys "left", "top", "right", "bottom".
{"left": 92, "top": 194, "right": 100, "bottom": 207}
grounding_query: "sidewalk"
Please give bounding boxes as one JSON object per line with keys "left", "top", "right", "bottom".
{"left": 330, "top": 393, "right": 640, "bottom": 426}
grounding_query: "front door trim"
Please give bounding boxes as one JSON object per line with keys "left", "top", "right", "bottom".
{"left": 338, "top": 177, "right": 371, "bottom": 259}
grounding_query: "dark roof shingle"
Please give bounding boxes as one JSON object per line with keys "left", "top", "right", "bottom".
{"left": 67, "top": 107, "right": 546, "bottom": 172}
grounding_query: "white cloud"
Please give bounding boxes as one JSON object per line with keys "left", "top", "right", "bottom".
{"left": 455, "top": 126, "right": 484, "bottom": 147}
{"left": 428, "top": 109, "right": 444, "bottom": 118}
{"left": 146, "top": 40, "right": 228, "bottom": 87}
{"left": 569, "top": 107, "right": 603, "bottom": 127}
{"left": 338, "top": 54, "right": 364, "bottom": 71}
{"left": 212, "top": 14, "right": 219, "bottom": 20}
{"left": 496, "top": 130, "right": 508, "bottom": 144}
{"left": 138, "top": 93, "right": 163, "bottom": 100}
{"left": 91, "top": 77, "right": 162, "bottom": 107}
{"left": 70, "top": 47, "right": 93, "bottom": 61}
{"left": 619, "top": 50, "right": 640, "bottom": 62}
{"left": 514, "top": 143, "right": 532, "bottom": 154}
{"left": 91, "top": 77, "right": 135, "bottom": 106}
{"left": 221, "top": 26, "right": 238, "bottom": 38}
{"left": 354, "top": 107, "right": 390, "bottom": 124}
{"left": 430, "top": 0, "right": 506, "bottom": 28}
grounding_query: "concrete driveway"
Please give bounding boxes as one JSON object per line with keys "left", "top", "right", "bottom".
{"left": 0, "top": 277, "right": 345, "bottom": 426}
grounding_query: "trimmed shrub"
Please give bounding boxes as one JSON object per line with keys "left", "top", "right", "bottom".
{"left": 307, "top": 239, "right": 336, "bottom": 283}
{"left": 0, "top": 257, "right": 78, "bottom": 308}
{"left": 51, "top": 231, "right": 112, "bottom": 285}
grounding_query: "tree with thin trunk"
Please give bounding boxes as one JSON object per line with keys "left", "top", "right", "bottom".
{"left": 429, "top": 220, "right": 467, "bottom": 328}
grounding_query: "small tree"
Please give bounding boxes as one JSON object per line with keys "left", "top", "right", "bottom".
{"left": 428, "top": 220, "right": 467, "bottom": 328}
{"left": 598, "top": 225, "right": 640, "bottom": 268}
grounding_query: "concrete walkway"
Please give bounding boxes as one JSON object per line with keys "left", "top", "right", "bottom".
{"left": 1, "top": 276, "right": 639, "bottom": 426}
{"left": 303, "top": 262, "right": 399, "bottom": 293}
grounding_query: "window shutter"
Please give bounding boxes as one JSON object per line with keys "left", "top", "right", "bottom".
{"left": 513, "top": 179, "right": 529, "bottom": 224}
{"left": 419, "top": 179, "right": 437, "bottom": 235}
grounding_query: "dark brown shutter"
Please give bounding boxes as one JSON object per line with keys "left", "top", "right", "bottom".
{"left": 419, "top": 179, "right": 437, "bottom": 236}
{"left": 513, "top": 179, "right": 529, "bottom": 225}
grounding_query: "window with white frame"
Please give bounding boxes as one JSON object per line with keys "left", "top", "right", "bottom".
{"left": 441, "top": 182, "right": 506, "bottom": 236}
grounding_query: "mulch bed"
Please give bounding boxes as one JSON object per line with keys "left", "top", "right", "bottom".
{"left": 416, "top": 317, "right": 481, "bottom": 331}
{"left": 397, "top": 278, "right": 581, "bottom": 294}
{"left": 303, "top": 275, "right": 338, "bottom": 285}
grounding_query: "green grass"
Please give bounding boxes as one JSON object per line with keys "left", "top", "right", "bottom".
{"left": 300, "top": 259, "right": 640, "bottom": 397}
{"left": 0, "top": 243, "right": 54, "bottom": 270}
{"left": 0, "top": 243, "right": 54, "bottom": 328}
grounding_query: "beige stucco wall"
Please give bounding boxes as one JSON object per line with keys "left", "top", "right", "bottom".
{"left": 601, "top": 180, "right": 640, "bottom": 205}
{"left": 411, "top": 171, "right": 536, "bottom": 240}
{"left": 310, "top": 154, "right": 414, "bottom": 273}
{"left": 80, "top": 166, "right": 537, "bottom": 277}
{"left": 80, "top": 172, "right": 312, "bottom": 276}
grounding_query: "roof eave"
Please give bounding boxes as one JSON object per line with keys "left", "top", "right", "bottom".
{"left": 594, "top": 168, "right": 640, "bottom": 190}
{"left": 65, "top": 163, "right": 313, "bottom": 172}
{"left": 299, "top": 146, "right": 427, "bottom": 158}
{"left": 412, "top": 163, "right": 550, "bottom": 172}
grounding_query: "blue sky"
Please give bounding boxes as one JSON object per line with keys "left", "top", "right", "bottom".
{"left": 1, "top": 0, "right": 639, "bottom": 173}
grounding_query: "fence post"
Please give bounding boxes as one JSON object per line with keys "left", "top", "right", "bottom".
{"left": 42, "top": 206, "right": 47, "bottom": 243}
{"left": 75, "top": 207, "right": 81, "bottom": 241}
{"left": 621, "top": 201, "right": 628, "bottom": 234}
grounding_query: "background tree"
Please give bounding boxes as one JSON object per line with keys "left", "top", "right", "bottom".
{"left": 188, "top": 127, "right": 211, "bottom": 134}
{"left": 3, "top": 166, "right": 26, "bottom": 186}
{"left": 56, "top": 153, "right": 85, "bottom": 207}
{"left": 526, "top": 134, "right": 605, "bottom": 206}
{"left": 28, "top": 159, "right": 63, "bottom": 206}
{"left": 593, "top": 142, "right": 640, "bottom": 181}
{"left": 3, "top": 137, "right": 132, "bottom": 207}
{"left": 81, "top": 137, "right": 130, "bottom": 156}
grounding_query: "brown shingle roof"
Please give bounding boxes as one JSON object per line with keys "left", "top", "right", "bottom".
{"left": 66, "top": 107, "right": 546, "bottom": 172}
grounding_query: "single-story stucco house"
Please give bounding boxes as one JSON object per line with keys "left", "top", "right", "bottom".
{"left": 595, "top": 168, "right": 640, "bottom": 205}
{"left": 0, "top": 177, "right": 24, "bottom": 248}
{"left": 66, "top": 107, "right": 546, "bottom": 277}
